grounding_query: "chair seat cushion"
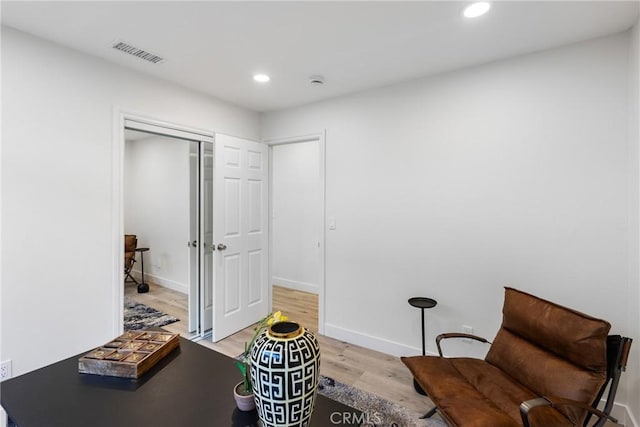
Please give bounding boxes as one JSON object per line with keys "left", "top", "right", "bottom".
{"left": 125, "top": 251, "right": 135, "bottom": 266}
{"left": 401, "top": 356, "right": 573, "bottom": 427}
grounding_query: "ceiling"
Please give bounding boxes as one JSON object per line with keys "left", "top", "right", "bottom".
{"left": 2, "top": 1, "right": 638, "bottom": 112}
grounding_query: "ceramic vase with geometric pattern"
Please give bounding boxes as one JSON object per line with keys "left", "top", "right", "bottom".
{"left": 250, "top": 320, "right": 320, "bottom": 427}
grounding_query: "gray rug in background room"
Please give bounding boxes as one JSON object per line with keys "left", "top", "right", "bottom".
{"left": 123, "top": 297, "right": 179, "bottom": 330}
{"left": 318, "top": 376, "right": 446, "bottom": 427}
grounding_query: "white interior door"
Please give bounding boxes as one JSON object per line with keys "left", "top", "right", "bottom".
{"left": 200, "top": 142, "right": 214, "bottom": 334}
{"left": 212, "top": 134, "right": 269, "bottom": 342}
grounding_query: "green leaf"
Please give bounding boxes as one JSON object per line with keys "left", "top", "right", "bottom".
{"left": 235, "top": 360, "right": 246, "bottom": 376}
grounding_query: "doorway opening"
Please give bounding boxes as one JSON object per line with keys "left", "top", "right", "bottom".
{"left": 114, "top": 116, "right": 214, "bottom": 340}
{"left": 266, "top": 133, "right": 326, "bottom": 334}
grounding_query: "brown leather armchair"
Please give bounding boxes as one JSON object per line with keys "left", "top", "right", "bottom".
{"left": 402, "top": 287, "right": 632, "bottom": 427}
{"left": 124, "top": 234, "right": 138, "bottom": 284}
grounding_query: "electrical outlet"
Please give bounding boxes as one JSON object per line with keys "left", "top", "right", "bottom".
{"left": 462, "top": 325, "right": 473, "bottom": 344}
{"left": 0, "top": 360, "right": 12, "bottom": 381}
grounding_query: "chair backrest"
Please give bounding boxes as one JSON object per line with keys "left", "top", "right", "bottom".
{"left": 485, "top": 287, "right": 611, "bottom": 426}
{"left": 124, "top": 234, "right": 137, "bottom": 253}
{"left": 124, "top": 234, "right": 137, "bottom": 267}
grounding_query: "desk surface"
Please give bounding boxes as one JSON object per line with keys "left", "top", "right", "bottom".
{"left": 1, "top": 335, "right": 360, "bottom": 427}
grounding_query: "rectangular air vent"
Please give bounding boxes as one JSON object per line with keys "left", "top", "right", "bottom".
{"left": 112, "top": 41, "right": 164, "bottom": 64}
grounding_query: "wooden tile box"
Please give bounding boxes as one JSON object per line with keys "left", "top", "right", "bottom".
{"left": 78, "top": 331, "right": 180, "bottom": 378}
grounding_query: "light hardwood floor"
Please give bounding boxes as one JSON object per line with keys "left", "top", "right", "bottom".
{"left": 126, "top": 283, "right": 436, "bottom": 416}
{"left": 124, "top": 281, "right": 190, "bottom": 337}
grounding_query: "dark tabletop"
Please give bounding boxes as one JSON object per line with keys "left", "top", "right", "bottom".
{"left": 1, "top": 335, "right": 360, "bottom": 427}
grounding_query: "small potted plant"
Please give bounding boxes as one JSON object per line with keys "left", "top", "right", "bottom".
{"left": 234, "top": 311, "right": 288, "bottom": 411}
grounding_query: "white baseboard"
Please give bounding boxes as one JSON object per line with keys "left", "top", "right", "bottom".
{"left": 272, "top": 277, "right": 319, "bottom": 295}
{"left": 615, "top": 402, "right": 639, "bottom": 427}
{"left": 130, "top": 270, "right": 188, "bottom": 294}
{"left": 324, "top": 323, "right": 436, "bottom": 357}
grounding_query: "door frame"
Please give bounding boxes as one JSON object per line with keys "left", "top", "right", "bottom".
{"left": 111, "top": 108, "right": 214, "bottom": 337}
{"left": 264, "top": 131, "right": 326, "bottom": 334}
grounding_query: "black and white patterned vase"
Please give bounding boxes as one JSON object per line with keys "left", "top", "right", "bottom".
{"left": 250, "top": 321, "right": 320, "bottom": 427}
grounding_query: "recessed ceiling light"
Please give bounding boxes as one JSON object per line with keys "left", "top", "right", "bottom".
{"left": 253, "top": 74, "right": 270, "bottom": 83}
{"left": 463, "top": 2, "right": 491, "bottom": 18}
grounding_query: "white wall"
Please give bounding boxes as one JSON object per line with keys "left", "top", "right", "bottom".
{"left": 628, "top": 17, "right": 640, "bottom": 426}
{"left": 262, "top": 33, "right": 636, "bottom": 413}
{"left": 124, "top": 135, "right": 191, "bottom": 293}
{"left": 272, "top": 141, "right": 320, "bottom": 294}
{"left": 0, "top": 26, "right": 260, "bottom": 377}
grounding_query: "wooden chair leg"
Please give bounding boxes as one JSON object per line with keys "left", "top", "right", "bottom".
{"left": 125, "top": 271, "right": 138, "bottom": 284}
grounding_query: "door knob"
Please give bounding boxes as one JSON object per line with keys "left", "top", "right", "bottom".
{"left": 192, "top": 240, "right": 198, "bottom": 248}
{"left": 217, "top": 243, "right": 227, "bottom": 250}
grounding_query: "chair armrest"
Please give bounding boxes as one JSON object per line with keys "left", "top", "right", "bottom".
{"left": 435, "top": 333, "right": 491, "bottom": 357}
{"left": 519, "top": 396, "right": 619, "bottom": 427}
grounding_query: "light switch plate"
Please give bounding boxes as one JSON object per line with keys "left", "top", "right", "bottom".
{"left": 328, "top": 216, "right": 336, "bottom": 230}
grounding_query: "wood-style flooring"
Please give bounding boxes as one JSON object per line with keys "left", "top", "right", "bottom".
{"left": 125, "top": 282, "right": 436, "bottom": 416}
{"left": 124, "top": 281, "right": 190, "bottom": 337}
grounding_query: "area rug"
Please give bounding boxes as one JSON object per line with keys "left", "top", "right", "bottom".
{"left": 317, "top": 375, "right": 447, "bottom": 427}
{"left": 123, "top": 297, "right": 179, "bottom": 330}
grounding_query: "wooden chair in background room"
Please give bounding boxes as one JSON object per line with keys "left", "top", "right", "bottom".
{"left": 124, "top": 234, "right": 138, "bottom": 285}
